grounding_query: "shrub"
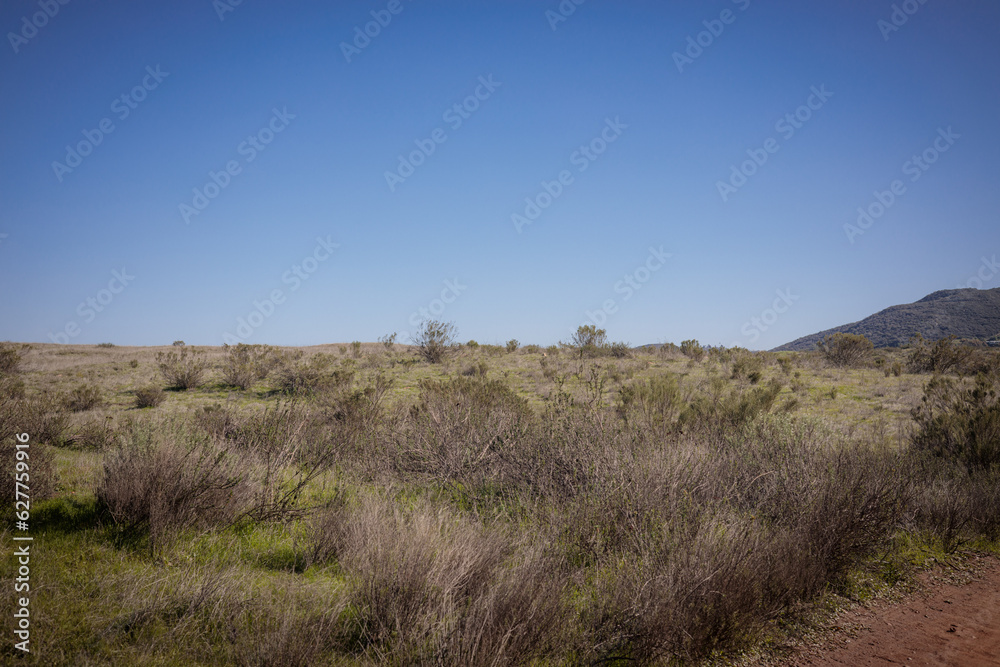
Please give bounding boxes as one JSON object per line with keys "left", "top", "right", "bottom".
{"left": 680, "top": 339, "right": 705, "bottom": 361}
{"left": 273, "top": 353, "right": 343, "bottom": 395}
{"left": 0, "top": 382, "right": 69, "bottom": 448}
{"left": 402, "top": 376, "right": 533, "bottom": 485}
{"left": 157, "top": 346, "right": 208, "bottom": 390}
{"left": 97, "top": 342, "right": 116, "bottom": 348}
{"left": 65, "top": 383, "right": 103, "bottom": 412}
{"left": 222, "top": 343, "right": 280, "bottom": 391}
{"left": 616, "top": 374, "right": 684, "bottom": 435}
{"left": 172, "top": 340, "right": 185, "bottom": 346}
{"left": 567, "top": 325, "right": 608, "bottom": 359}
{"left": 0, "top": 343, "right": 25, "bottom": 376}
{"left": 350, "top": 341, "right": 362, "bottom": 358}
{"left": 461, "top": 361, "right": 488, "bottom": 377}
{"left": 72, "top": 417, "right": 119, "bottom": 450}
{"left": 221, "top": 343, "right": 279, "bottom": 390}
{"left": 731, "top": 352, "right": 764, "bottom": 382}
{"left": 906, "top": 335, "right": 974, "bottom": 374}
{"left": 411, "top": 320, "right": 457, "bottom": 364}
{"left": 128, "top": 359, "right": 139, "bottom": 369}
{"left": 134, "top": 385, "right": 166, "bottom": 408}
{"left": 378, "top": 332, "right": 397, "bottom": 350}
{"left": 0, "top": 433, "right": 57, "bottom": 504}
{"left": 506, "top": 339, "right": 519, "bottom": 353}
{"left": 911, "top": 373, "right": 1000, "bottom": 471}
{"left": 818, "top": 333, "right": 874, "bottom": 368}
{"left": 96, "top": 424, "right": 256, "bottom": 554}
{"left": 607, "top": 341, "right": 631, "bottom": 359}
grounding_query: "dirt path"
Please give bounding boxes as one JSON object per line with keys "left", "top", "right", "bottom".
{"left": 780, "top": 555, "right": 1000, "bottom": 666}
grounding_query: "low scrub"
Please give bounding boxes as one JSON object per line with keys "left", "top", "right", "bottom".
{"left": 157, "top": 346, "right": 208, "bottom": 390}
{"left": 911, "top": 373, "right": 1000, "bottom": 471}
{"left": 96, "top": 423, "right": 256, "bottom": 553}
{"left": 819, "top": 332, "right": 874, "bottom": 368}
{"left": 221, "top": 343, "right": 280, "bottom": 390}
{"left": 133, "top": 385, "right": 165, "bottom": 408}
{"left": 64, "top": 383, "right": 103, "bottom": 412}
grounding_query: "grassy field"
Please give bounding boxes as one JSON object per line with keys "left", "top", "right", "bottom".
{"left": 1, "top": 337, "right": 998, "bottom": 665}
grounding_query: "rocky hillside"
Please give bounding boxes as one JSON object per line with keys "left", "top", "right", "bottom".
{"left": 774, "top": 288, "right": 1000, "bottom": 351}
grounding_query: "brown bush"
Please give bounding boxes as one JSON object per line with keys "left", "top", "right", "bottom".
{"left": 95, "top": 423, "right": 256, "bottom": 554}
{"left": 157, "top": 346, "right": 208, "bottom": 390}
{"left": 133, "top": 385, "right": 165, "bottom": 408}
{"left": 818, "top": 332, "right": 875, "bottom": 367}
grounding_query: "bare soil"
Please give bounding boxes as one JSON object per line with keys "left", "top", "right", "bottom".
{"left": 779, "top": 555, "right": 1000, "bottom": 666}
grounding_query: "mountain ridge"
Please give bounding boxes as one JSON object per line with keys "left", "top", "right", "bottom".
{"left": 773, "top": 287, "right": 1000, "bottom": 351}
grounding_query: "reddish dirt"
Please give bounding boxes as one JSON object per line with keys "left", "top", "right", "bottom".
{"left": 781, "top": 556, "right": 1000, "bottom": 666}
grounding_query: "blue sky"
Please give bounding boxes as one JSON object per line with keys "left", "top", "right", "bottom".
{"left": 2, "top": 0, "right": 998, "bottom": 349}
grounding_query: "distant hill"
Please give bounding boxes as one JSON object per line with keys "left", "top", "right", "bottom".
{"left": 773, "top": 288, "right": 1000, "bottom": 351}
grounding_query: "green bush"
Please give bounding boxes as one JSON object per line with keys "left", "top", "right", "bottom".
{"left": 679, "top": 339, "right": 704, "bottom": 361}
{"left": 906, "top": 335, "right": 974, "bottom": 374}
{"left": 412, "top": 320, "right": 457, "bottom": 364}
{"left": 506, "top": 339, "right": 520, "bottom": 353}
{"left": 911, "top": 374, "right": 1000, "bottom": 471}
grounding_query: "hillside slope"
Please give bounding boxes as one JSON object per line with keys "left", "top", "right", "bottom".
{"left": 774, "top": 288, "right": 1000, "bottom": 351}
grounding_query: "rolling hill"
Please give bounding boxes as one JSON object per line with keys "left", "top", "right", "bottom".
{"left": 773, "top": 288, "right": 1000, "bottom": 351}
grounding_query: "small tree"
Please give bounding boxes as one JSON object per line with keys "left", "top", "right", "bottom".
{"left": 411, "top": 320, "right": 457, "bottom": 363}
{"left": 818, "top": 333, "right": 874, "bottom": 368}
{"left": 567, "top": 325, "right": 607, "bottom": 359}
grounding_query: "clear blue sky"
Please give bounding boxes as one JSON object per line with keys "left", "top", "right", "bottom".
{"left": 2, "top": 0, "right": 998, "bottom": 349}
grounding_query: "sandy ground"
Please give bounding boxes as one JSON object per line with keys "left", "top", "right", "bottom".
{"left": 778, "top": 555, "right": 1000, "bottom": 666}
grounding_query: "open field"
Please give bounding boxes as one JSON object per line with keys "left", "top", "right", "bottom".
{"left": 2, "top": 338, "right": 999, "bottom": 665}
